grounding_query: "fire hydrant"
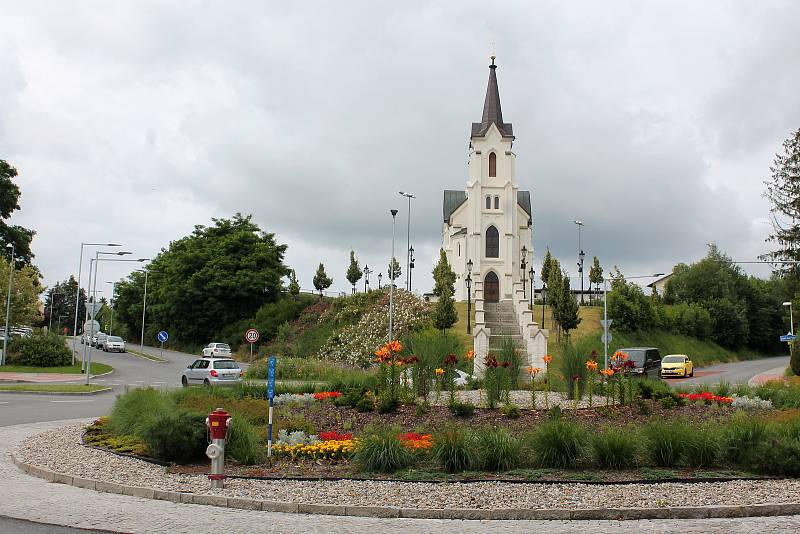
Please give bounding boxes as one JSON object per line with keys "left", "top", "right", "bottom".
{"left": 205, "top": 408, "right": 232, "bottom": 489}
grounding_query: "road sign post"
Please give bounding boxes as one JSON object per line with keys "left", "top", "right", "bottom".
{"left": 157, "top": 330, "right": 169, "bottom": 360}
{"left": 780, "top": 334, "right": 797, "bottom": 343}
{"left": 599, "top": 319, "right": 613, "bottom": 368}
{"left": 267, "top": 355, "right": 276, "bottom": 458}
{"left": 245, "top": 328, "right": 260, "bottom": 361}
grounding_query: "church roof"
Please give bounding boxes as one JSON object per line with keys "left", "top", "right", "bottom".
{"left": 442, "top": 189, "right": 532, "bottom": 224}
{"left": 443, "top": 190, "right": 467, "bottom": 223}
{"left": 471, "top": 58, "right": 514, "bottom": 139}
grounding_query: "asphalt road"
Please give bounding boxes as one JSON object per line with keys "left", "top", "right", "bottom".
{"left": 662, "top": 355, "right": 789, "bottom": 388}
{"left": 0, "top": 516, "right": 104, "bottom": 534}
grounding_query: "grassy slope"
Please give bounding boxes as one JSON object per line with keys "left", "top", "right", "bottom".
{"left": 0, "top": 362, "right": 113, "bottom": 375}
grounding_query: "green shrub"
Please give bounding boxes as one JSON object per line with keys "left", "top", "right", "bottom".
{"left": 140, "top": 411, "right": 206, "bottom": 463}
{"left": 106, "top": 388, "right": 174, "bottom": 438}
{"left": 683, "top": 424, "right": 721, "bottom": 468}
{"left": 432, "top": 427, "right": 475, "bottom": 473}
{"left": 643, "top": 421, "right": 688, "bottom": 467}
{"left": 275, "top": 412, "right": 316, "bottom": 435}
{"left": 637, "top": 377, "right": 671, "bottom": 400}
{"left": 448, "top": 399, "right": 475, "bottom": 417}
{"left": 6, "top": 333, "right": 71, "bottom": 367}
{"left": 378, "top": 396, "right": 399, "bottom": 414}
{"left": 529, "top": 420, "right": 587, "bottom": 468}
{"left": 753, "top": 381, "right": 800, "bottom": 409}
{"left": 659, "top": 396, "right": 678, "bottom": 409}
{"left": 752, "top": 435, "right": 800, "bottom": 476}
{"left": 791, "top": 336, "right": 800, "bottom": 376}
{"left": 500, "top": 403, "right": 521, "bottom": 419}
{"left": 406, "top": 328, "right": 460, "bottom": 397}
{"left": 713, "top": 381, "right": 732, "bottom": 398}
{"left": 556, "top": 342, "right": 587, "bottom": 399}
{"left": 355, "top": 395, "right": 375, "bottom": 412}
{"left": 477, "top": 427, "right": 521, "bottom": 471}
{"left": 226, "top": 417, "right": 265, "bottom": 465}
{"left": 591, "top": 428, "right": 640, "bottom": 469}
{"left": 499, "top": 337, "right": 524, "bottom": 389}
{"left": 722, "top": 412, "right": 770, "bottom": 465}
{"left": 354, "top": 428, "right": 414, "bottom": 472}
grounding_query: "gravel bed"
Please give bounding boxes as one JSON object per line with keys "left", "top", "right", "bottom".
{"left": 428, "top": 389, "right": 615, "bottom": 409}
{"left": 15, "top": 424, "right": 800, "bottom": 510}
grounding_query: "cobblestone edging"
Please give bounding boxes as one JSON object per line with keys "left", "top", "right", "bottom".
{"left": 11, "top": 452, "right": 800, "bottom": 521}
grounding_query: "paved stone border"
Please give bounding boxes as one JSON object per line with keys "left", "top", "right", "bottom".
{"left": 11, "top": 451, "right": 800, "bottom": 521}
{"left": 0, "top": 386, "right": 112, "bottom": 395}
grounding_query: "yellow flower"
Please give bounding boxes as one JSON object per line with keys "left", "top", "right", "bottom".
{"left": 435, "top": 368, "right": 445, "bottom": 376}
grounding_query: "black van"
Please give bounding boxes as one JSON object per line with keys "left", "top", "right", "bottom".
{"left": 615, "top": 347, "right": 661, "bottom": 378}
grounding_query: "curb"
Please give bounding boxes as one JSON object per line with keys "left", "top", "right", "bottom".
{"left": 10, "top": 452, "right": 800, "bottom": 520}
{"left": 125, "top": 351, "right": 169, "bottom": 364}
{"left": 0, "top": 387, "right": 112, "bottom": 396}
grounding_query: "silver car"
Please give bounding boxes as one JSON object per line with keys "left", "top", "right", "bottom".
{"left": 182, "top": 357, "right": 243, "bottom": 387}
{"left": 202, "top": 342, "right": 232, "bottom": 358}
{"left": 102, "top": 336, "right": 126, "bottom": 353}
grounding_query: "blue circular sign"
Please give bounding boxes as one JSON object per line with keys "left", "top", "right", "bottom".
{"left": 157, "top": 330, "right": 169, "bottom": 343}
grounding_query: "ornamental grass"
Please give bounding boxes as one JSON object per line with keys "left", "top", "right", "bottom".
{"left": 476, "top": 427, "right": 521, "bottom": 471}
{"left": 431, "top": 427, "right": 475, "bottom": 473}
{"left": 354, "top": 427, "right": 414, "bottom": 472}
{"left": 591, "top": 427, "right": 641, "bottom": 469}
{"left": 528, "top": 420, "right": 587, "bottom": 468}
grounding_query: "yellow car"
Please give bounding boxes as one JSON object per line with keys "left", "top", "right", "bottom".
{"left": 660, "top": 354, "right": 694, "bottom": 378}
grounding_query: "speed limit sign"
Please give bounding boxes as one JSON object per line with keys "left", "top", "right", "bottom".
{"left": 245, "top": 328, "right": 260, "bottom": 343}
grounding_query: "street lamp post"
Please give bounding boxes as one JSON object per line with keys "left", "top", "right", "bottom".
{"left": 529, "top": 266, "right": 534, "bottom": 311}
{"left": 541, "top": 282, "right": 547, "bottom": 328}
{"left": 72, "top": 243, "right": 122, "bottom": 365}
{"left": 465, "top": 259, "right": 473, "bottom": 335}
{"left": 2, "top": 243, "right": 14, "bottom": 366}
{"left": 398, "top": 192, "right": 415, "bottom": 291}
{"left": 57, "top": 314, "right": 68, "bottom": 333}
{"left": 363, "top": 265, "right": 370, "bottom": 292}
{"left": 602, "top": 273, "right": 664, "bottom": 369}
{"left": 47, "top": 289, "right": 64, "bottom": 332}
{"left": 520, "top": 246, "right": 527, "bottom": 298}
{"left": 574, "top": 220, "right": 585, "bottom": 305}
{"left": 106, "top": 282, "right": 116, "bottom": 335}
{"left": 409, "top": 246, "right": 415, "bottom": 292}
{"left": 139, "top": 268, "right": 149, "bottom": 351}
{"left": 388, "top": 209, "right": 398, "bottom": 342}
{"left": 784, "top": 301, "right": 794, "bottom": 336}
{"left": 378, "top": 272, "right": 382, "bottom": 290}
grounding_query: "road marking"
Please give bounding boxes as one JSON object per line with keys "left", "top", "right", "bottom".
{"left": 0, "top": 401, "right": 10, "bottom": 405}
{"left": 50, "top": 400, "right": 95, "bottom": 403}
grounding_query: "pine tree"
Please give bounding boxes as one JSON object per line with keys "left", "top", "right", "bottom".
{"left": 588, "top": 256, "right": 603, "bottom": 304}
{"left": 287, "top": 270, "right": 300, "bottom": 297}
{"left": 541, "top": 247, "right": 553, "bottom": 285}
{"left": 762, "top": 128, "right": 800, "bottom": 275}
{"left": 346, "top": 250, "right": 362, "bottom": 294}
{"left": 555, "top": 270, "right": 581, "bottom": 339}
{"left": 312, "top": 263, "right": 332, "bottom": 299}
{"left": 431, "top": 249, "right": 457, "bottom": 331}
{"left": 546, "top": 259, "right": 564, "bottom": 340}
{"left": 388, "top": 257, "right": 401, "bottom": 286}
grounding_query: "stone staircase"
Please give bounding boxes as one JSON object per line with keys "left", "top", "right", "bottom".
{"left": 484, "top": 301, "right": 525, "bottom": 351}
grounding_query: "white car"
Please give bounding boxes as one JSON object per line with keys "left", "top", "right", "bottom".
{"left": 182, "top": 357, "right": 243, "bottom": 387}
{"left": 202, "top": 342, "right": 232, "bottom": 357}
{"left": 102, "top": 336, "right": 126, "bottom": 353}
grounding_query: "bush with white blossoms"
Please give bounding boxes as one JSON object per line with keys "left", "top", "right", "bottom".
{"left": 317, "top": 289, "right": 430, "bottom": 366}
{"left": 731, "top": 394, "right": 773, "bottom": 410}
{"left": 276, "top": 429, "right": 320, "bottom": 446}
{"left": 272, "top": 393, "right": 316, "bottom": 406}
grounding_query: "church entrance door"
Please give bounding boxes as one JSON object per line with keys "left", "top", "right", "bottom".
{"left": 484, "top": 272, "right": 499, "bottom": 303}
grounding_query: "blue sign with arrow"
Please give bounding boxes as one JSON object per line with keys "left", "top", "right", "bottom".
{"left": 157, "top": 331, "right": 169, "bottom": 343}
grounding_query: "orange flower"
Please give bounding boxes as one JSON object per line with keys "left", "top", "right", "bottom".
{"left": 465, "top": 349, "right": 475, "bottom": 360}
{"left": 527, "top": 366, "right": 542, "bottom": 375}
{"left": 543, "top": 354, "right": 553, "bottom": 365}
{"left": 600, "top": 368, "right": 615, "bottom": 377}
{"left": 434, "top": 368, "right": 445, "bottom": 376}
{"left": 389, "top": 340, "right": 402, "bottom": 353}
{"left": 612, "top": 351, "right": 629, "bottom": 362}
{"left": 585, "top": 360, "right": 598, "bottom": 371}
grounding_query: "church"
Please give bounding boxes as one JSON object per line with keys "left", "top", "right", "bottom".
{"left": 441, "top": 55, "right": 547, "bottom": 374}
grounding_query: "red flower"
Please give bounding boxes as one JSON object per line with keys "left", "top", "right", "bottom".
{"left": 501, "top": 361, "right": 511, "bottom": 368}
{"left": 313, "top": 391, "right": 343, "bottom": 400}
{"left": 485, "top": 356, "right": 499, "bottom": 368}
{"left": 444, "top": 354, "right": 458, "bottom": 366}
{"left": 319, "top": 431, "right": 353, "bottom": 441}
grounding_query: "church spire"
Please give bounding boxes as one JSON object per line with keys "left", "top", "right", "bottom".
{"left": 471, "top": 54, "right": 514, "bottom": 139}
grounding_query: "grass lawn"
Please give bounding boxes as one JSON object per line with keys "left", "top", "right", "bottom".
{"left": 0, "top": 362, "right": 113, "bottom": 375}
{"left": 449, "top": 301, "right": 475, "bottom": 353}
{"left": 0, "top": 384, "right": 108, "bottom": 393}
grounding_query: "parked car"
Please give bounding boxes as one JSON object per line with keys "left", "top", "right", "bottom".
{"left": 93, "top": 333, "right": 108, "bottom": 348}
{"left": 202, "top": 343, "right": 232, "bottom": 358}
{"left": 660, "top": 354, "right": 694, "bottom": 378}
{"left": 615, "top": 347, "right": 661, "bottom": 378}
{"left": 102, "top": 336, "right": 126, "bottom": 353}
{"left": 182, "top": 357, "right": 243, "bottom": 387}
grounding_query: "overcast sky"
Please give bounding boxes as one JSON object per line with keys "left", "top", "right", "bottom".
{"left": 2, "top": 0, "right": 800, "bottom": 297}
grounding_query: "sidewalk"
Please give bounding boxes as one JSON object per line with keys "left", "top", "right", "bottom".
{"left": 0, "top": 372, "right": 83, "bottom": 383}
{"left": 2, "top": 420, "right": 800, "bottom": 533}
{"left": 748, "top": 364, "right": 789, "bottom": 386}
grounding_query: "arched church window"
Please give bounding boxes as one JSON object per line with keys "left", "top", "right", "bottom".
{"left": 489, "top": 152, "right": 497, "bottom": 177}
{"left": 485, "top": 226, "right": 499, "bottom": 258}
{"left": 485, "top": 195, "right": 491, "bottom": 209}
{"left": 494, "top": 196, "right": 499, "bottom": 210}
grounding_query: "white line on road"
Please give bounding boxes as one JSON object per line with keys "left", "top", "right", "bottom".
{"left": 49, "top": 400, "right": 95, "bottom": 403}
{"left": 0, "top": 401, "right": 10, "bottom": 405}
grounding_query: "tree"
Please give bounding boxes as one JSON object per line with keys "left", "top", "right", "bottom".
{"left": 540, "top": 247, "right": 553, "bottom": 286}
{"left": 346, "top": 250, "right": 362, "bottom": 294}
{"left": 761, "top": 128, "right": 800, "bottom": 274}
{"left": 588, "top": 256, "right": 603, "bottom": 303}
{"left": 607, "top": 277, "right": 656, "bottom": 332}
{"left": 42, "top": 276, "right": 86, "bottom": 334}
{"left": 388, "top": 257, "right": 401, "bottom": 286}
{"left": 792, "top": 339, "right": 800, "bottom": 376}
{"left": 546, "top": 258, "right": 564, "bottom": 339}
{"left": 431, "top": 249, "right": 457, "bottom": 330}
{"left": 313, "top": 263, "right": 332, "bottom": 298}
{"left": 0, "top": 160, "right": 36, "bottom": 267}
{"left": 431, "top": 249, "right": 456, "bottom": 297}
{"left": 0, "top": 256, "right": 42, "bottom": 326}
{"left": 112, "top": 214, "right": 289, "bottom": 346}
{"left": 287, "top": 270, "right": 300, "bottom": 297}
{"left": 555, "top": 271, "right": 581, "bottom": 337}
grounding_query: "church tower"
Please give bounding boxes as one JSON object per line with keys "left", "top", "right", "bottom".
{"left": 442, "top": 56, "right": 533, "bottom": 303}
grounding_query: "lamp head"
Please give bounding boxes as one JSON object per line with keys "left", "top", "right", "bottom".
{"left": 390, "top": 209, "right": 398, "bottom": 217}
{"left": 579, "top": 250, "right": 585, "bottom": 261}
{"left": 467, "top": 259, "right": 473, "bottom": 272}
{"left": 784, "top": 302, "right": 793, "bottom": 307}
{"left": 522, "top": 245, "right": 527, "bottom": 254}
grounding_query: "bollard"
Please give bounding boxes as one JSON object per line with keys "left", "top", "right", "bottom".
{"left": 205, "top": 408, "right": 232, "bottom": 489}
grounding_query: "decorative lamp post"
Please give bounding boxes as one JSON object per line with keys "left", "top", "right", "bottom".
{"left": 541, "top": 282, "right": 547, "bottom": 329}
{"left": 784, "top": 301, "right": 795, "bottom": 336}
{"left": 529, "top": 266, "right": 535, "bottom": 311}
{"left": 409, "top": 246, "right": 415, "bottom": 292}
{"left": 2, "top": 243, "right": 14, "bottom": 366}
{"left": 48, "top": 289, "right": 65, "bottom": 332}
{"left": 578, "top": 249, "right": 586, "bottom": 305}
{"left": 398, "top": 191, "right": 415, "bottom": 291}
{"left": 520, "top": 246, "right": 527, "bottom": 298}
{"left": 388, "top": 209, "right": 398, "bottom": 342}
{"left": 378, "top": 272, "right": 382, "bottom": 290}
{"left": 363, "top": 265, "right": 371, "bottom": 292}
{"left": 465, "top": 259, "right": 473, "bottom": 334}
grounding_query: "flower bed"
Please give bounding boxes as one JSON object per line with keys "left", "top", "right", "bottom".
{"left": 678, "top": 391, "right": 733, "bottom": 404}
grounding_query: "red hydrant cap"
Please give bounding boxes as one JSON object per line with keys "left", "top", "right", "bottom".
{"left": 207, "top": 408, "right": 231, "bottom": 440}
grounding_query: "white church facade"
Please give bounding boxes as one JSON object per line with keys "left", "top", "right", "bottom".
{"left": 441, "top": 57, "right": 548, "bottom": 374}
